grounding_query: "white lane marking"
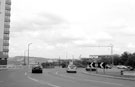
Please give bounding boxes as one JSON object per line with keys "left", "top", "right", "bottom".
{"left": 45, "top": 82, "right": 61, "bottom": 87}
{"left": 27, "top": 76, "right": 39, "bottom": 82}
{"left": 56, "top": 71, "right": 58, "bottom": 74}
{"left": 55, "top": 71, "right": 123, "bottom": 86}
{"left": 25, "top": 72, "right": 27, "bottom": 76}
{"left": 25, "top": 72, "right": 61, "bottom": 87}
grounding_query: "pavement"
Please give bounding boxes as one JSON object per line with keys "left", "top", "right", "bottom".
{"left": 82, "top": 68, "right": 135, "bottom": 81}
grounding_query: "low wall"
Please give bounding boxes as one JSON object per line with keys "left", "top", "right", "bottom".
{"left": 123, "top": 71, "right": 135, "bottom": 76}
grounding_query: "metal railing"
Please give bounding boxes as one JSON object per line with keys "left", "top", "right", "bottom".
{"left": 0, "top": 65, "right": 23, "bottom": 70}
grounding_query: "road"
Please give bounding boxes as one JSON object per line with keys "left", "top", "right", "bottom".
{"left": 0, "top": 67, "right": 135, "bottom": 87}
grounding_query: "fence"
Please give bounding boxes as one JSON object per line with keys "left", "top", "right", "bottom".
{"left": 0, "top": 65, "right": 23, "bottom": 70}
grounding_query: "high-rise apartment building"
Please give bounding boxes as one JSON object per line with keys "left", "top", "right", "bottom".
{"left": 0, "top": 0, "right": 11, "bottom": 65}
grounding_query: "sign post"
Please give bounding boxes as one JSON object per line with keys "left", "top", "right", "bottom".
{"left": 95, "top": 63, "right": 98, "bottom": 73}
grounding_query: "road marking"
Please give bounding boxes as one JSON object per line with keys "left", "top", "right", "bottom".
{"left": 55, "top": 71, "right": 123, "bottom": 86}
{"left": 25, "top": 72, "right": 27, "bottom": 76}
{"left": 27, "top": 76, "right": 39, "bottom": 82}
{"left": 45, "top": 82, "right": 61, "bottom": 87}
{"left": 56, "top": 71, "right": 58, "bottom": 74}
{"left": 25, "top": 72, "right": 61, "bottom": 87}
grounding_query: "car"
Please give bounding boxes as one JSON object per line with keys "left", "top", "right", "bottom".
{"left": 116, "top": 65, "right": 127, "bottom": 69}
{"left": 85, "top": 65, "right": 97, "bottom": 71}
{"left": 126, "top": 66, "right": 134, "bottom": 71}
{"left": 32, "top": 65, "right": 43, "bottom": 73}
{"left": 105, "top": 65, "right": 112, "bottom": 69}
{"left": 66, "top": 64, "right": 77, "bottom": 73}
{"left": 85, "top": 65, "right": 91, "bottom": 71}
{"left": 61, "top": 63, "right": 67, "bottom": 68}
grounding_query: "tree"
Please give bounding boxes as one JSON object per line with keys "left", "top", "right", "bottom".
{"left": 125, "top": 52, "right": 135, "bottom": 68}
{"left": 120, "top": 51, "right": 131, "bottom": 65}
{"left": 99, "top": 57, "right": 112, "bottom": 64}
{"left": 113, "top": 54, "right": 121, "bottom": 65}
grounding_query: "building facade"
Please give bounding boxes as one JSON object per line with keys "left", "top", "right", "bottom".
{"left": 0, "top": 0, "right": 11, "bottom": 65}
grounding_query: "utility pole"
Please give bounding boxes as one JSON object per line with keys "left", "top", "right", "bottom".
{"left": 28, "top": 43, "right": 32, "bottom": 65}
{"left": 24, "top": 50, "right": 27, "bottom": 65}
{"left": 110, "top": 44, "right": 114, "bottom": 65}
{"left": 59, "top": 56, "right": 61, "bottom": 67}
{"left": 72, "top": 55, "right": 74, "bottom": 63}
{"left": 66, "top": 51, "right": 68, "bottom": 59}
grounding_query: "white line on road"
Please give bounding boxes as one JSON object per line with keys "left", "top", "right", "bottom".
{"left": 55, "top": 71, "right": 123, "bottom": 86}
{"left": 25, "top": 72, "right": 61, "bottom": 87}
{"left": 56, "top": 71, "right": 58, "bottom": 74}
{"left": 27, "top": 76, "right": 39, "bottom": 82}
{"left": 25, "top": 72, "right": 27, "bottom": 76}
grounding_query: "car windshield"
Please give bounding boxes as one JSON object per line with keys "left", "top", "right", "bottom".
{"left": 69, "top": 65, "right": 76, "bottom": 68}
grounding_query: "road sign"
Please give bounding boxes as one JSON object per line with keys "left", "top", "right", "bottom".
{"left": 90, "top": 62, "right": 95, "bottom": 68}
{"left": 95, "top": 64, "right": 98, "bottom": 67}
{"left": 100, "top": 62, "right": 106, "bottom": 69}
{"left": 100, "top": 62, "right": 104, "bottom": 68}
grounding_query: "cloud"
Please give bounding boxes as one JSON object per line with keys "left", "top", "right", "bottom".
{"left": 9, "top": 0, "right": 135, "bottom": 57}
{"left": 105, "top": 18, "right": 128, "bottom": 29}
{"left": 127, "top": 43, "right": 135, "bottom": 49}
{"left": 122, "top": 27, "right": 135, "bottom": 36}
{"left": 10, "top": 11, "right": 113, "bottom": 57}
{"left": 11, "top": 13, "right": 68, "bottom": 32}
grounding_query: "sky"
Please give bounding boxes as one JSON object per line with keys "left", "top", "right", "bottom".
{"left": 9, "top": 0, "right": 135, "bottom": 59}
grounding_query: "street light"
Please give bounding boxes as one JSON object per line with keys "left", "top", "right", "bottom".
{"left": 110, "top": 44, "right": 114, "bottom": 65}
{"left": 28, "top": 43, "right": 32, "bottom": 65}
{"left": 23, "top": 50, "right": 27, "bottom": 65}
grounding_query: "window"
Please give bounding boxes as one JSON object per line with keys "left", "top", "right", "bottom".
{"left": 4, "top": 33, "right": 9, "bottom": 37}
{"left": 3, "top": 46, "right": 9, "bottom": 49}
{"left": 3, "top": 52, "right": 8, "bottom": 55}
{"left": 3, "top": 40, "right": 9, "bottom": 43}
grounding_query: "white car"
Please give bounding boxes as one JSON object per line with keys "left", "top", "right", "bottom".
{"left": 66, "top": 64, "right": 77, "bottom": 73}
{"left": 116, "top": 65, "right": 127, "bottom": 69}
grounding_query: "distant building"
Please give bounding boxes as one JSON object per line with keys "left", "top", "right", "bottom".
{"left": 0, "top": 0, "right": 11, "bottom": 65}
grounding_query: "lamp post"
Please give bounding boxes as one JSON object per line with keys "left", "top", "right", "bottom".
{"left": 24, "top": 50, "right": 27, "bottom": 65}
{"left": 28, "top": 43, "right": 32, "bottom": 65}
{"left": 59, "top": 56, "right": 61, "bottom": 67}
{"left": 110, "top": 44, "right": 114, "bottom": 65}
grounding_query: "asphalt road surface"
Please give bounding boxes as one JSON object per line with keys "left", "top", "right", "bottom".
{"left": 0, "top": 67, "right": 135, "bottom": 87}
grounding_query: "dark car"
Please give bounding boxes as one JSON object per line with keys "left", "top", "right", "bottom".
{"left": 32, "top": 65, "right": 43, "bottom": 73}
{"left": 85, "top": 65, "right": 96, "bottom": 71}
{"left": 85, "top": 65, "right": 91, "bottom": 71}
{"left": 61, "top": 63, "right": 67, "bottom": 68}
{"left": 126, "top": 66, "right": 134, "bottom": 71}
{"left": 105, "top": 65, "right": 112, "bottom": 69}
